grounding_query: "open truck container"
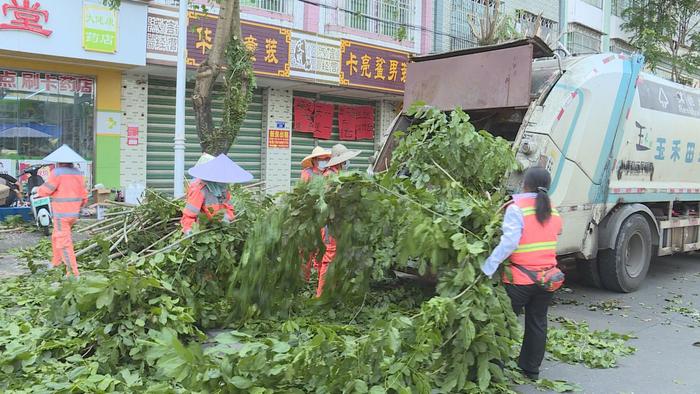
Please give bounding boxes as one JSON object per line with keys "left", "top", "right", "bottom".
{"left": 374, "top": 38, "right": 700, "bottom": 293}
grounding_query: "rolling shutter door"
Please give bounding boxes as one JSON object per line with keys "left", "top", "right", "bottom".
{"left": 147, "top": 78, "right": 263, "bottom": 194}
{"left": 291, "top": 92, "right": 377, "bottom": 182}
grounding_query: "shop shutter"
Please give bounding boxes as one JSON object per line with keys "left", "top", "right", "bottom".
{"left": 146, "top": 78, "right": 263, "bottom": 194}
{"left": 291, "top": 92, "right": 377, "bottom": 182}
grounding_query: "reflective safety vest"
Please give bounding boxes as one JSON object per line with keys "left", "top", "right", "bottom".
{"left": 180, "top": 179, "right": 235, "bottom": 232}
{"left": 503, "top": 197, "right": 562, "bottom": 285}
{"left": 36, "top": 166, "right": 88, "bottom": 219}
{"left": 300, "top": 166, "right": 322, "bottom": 182}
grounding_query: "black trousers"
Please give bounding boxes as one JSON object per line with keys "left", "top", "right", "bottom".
{"left": 505, "top": 284, "right": 553, "bottom": 375}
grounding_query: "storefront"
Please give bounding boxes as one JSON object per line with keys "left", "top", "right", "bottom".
{"left": 144, "top": 6, "right": 405, "bottom": 194}
{"left": 0, "top": 0, "right": 147, "bottom": 188}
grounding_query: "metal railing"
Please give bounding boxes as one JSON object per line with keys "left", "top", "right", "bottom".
{"left": 515, "top": 10, "right": 558, "bottom": 44}
{"left": 243, "top": 0, "right": 294, "bottom": 14}
{"left": 567, "top": 23, "right": 602, "bottom": 54}
{"left": 150, "top": 0, "right": 293, "bottom": 15}
{"left": 449, "top": 0, "right": 490, "bottom": 50}
{"left": 338, "top": 0, "right": 415, "bottom": 40}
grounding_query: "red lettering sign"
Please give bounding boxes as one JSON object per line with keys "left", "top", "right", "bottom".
{"left": 0, "top": 0, "right": 53, "bottom": 37}
{"left": 268, "top": 129, "right": 290, "bottom": 148}
{"left": 0, "top": 69, "right": 95, "bottom": 95}
{"left": 0, "top": 70, "right": 16, "bottom": 88}
{"left": 127, "top": 125, "right": 139, "bottom": 146}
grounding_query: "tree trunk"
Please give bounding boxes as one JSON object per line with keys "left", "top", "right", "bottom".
{"left": 192, "top": 0, "right": 242, "bottom": 155}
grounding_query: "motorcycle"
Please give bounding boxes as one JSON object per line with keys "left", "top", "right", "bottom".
{"left": 20, "top": 164, "right": 52, "bottom": 236}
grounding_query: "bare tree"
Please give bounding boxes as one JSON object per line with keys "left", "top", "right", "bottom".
{"left": 466, "top": 1, "right": 519, "bottom": 46}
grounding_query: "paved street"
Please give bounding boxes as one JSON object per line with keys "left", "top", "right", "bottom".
{"left": 519, "top": 255, "right": 700, "bottom": 394}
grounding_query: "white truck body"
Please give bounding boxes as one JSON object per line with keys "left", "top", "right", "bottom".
{"left": 375, "top": 40, "right": 700, "bottom": 292}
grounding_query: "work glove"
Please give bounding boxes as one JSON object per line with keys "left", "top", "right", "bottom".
{"left": 184, "top": 230, "right": 192, "bottom": 237}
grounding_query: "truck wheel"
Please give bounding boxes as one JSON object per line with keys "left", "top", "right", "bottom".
{"left": 599, "top": 214, "right": 652, "bottom": 292}
{"left": 42, "top": 225, "right": 50, "bottom": 236}
{"left": 576, "top": 258, "right": 603, "bottom": 288}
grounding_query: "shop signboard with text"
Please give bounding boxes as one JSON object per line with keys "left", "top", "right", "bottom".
{"left": 339, "top": 40, "right": 409, "bottom": 94}
{"left": 0, "top": 0, "right": 146, "bottom": 66}
{"left": 186, "top": 11, "right": 290, "bottom": 78}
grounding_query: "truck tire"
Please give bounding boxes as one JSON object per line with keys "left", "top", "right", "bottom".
{"left": 576, "top": 258, "right": 603, "bottom": 288}
{"left": 599, "top": 214, "right": 652, "bottom": 293}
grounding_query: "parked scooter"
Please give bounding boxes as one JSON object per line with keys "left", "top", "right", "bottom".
{"left": 19, "top": 164, "right": 52, "bottom": 236}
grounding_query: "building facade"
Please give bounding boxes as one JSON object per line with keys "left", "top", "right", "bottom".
{"left": 141, "top": 0, "right": 427, "bottom": 195}
{"left": 431, "top": 0, "right": 637, "bottom": 57}
{"left": 0, "top": 0, "right": 148, "bottom": 189}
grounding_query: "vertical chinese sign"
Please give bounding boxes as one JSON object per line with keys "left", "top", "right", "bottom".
{"left": 339, "top": 40, "right": 409, "bottom": 93}
{"left": 82, "top": 0, "right": 118, "bottom": 53}
{"left": 186, "top": 12, "right": 291, "bottom": 78}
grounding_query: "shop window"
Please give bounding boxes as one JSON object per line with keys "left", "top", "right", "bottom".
{"left": 0, "top": 69, "right": 94, "bottom": 166}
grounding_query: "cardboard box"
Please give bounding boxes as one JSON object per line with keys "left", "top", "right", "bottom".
{"left": 92, "top": 188, "right": 111, "bottom": 204}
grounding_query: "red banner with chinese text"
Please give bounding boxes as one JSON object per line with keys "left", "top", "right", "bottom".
{"left": 338, "top": 105, "right": 357, "bottom": 140}
{"left": 313, "top": 102, "right": 334, "bottom": 140}
{"left": 293, "top": 97, "right": 315, "bottom": 133}
{"left": 339, "top": 40, "right": 409, "bottom": 94}
{"left": 338, "top": 105, "right": 374, "bottom": 141}
{"left": 186, "top": 12, "right": 290, "bottom": 78}
{"left": 354, "top": 106, "right": 375, "bottom": 140}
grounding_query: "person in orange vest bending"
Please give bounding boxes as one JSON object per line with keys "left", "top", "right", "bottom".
{"left": 315, "top": 144, "right": 360, "bottom": 297}
{"left": 36, "top": 145, "right": 88, "bottom": 278}
{"left": 299, "top": 146, "right": 331, "bottom": 281}
{"left": 481, "top": 167, "right": 563, "bottom": 381}
{"left": 180, "top": 153, "right": 253, "bottom": 235}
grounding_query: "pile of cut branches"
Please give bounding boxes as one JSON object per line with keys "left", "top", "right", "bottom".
{"left": 0, "top": 105, "right": 635, "bottom": 393}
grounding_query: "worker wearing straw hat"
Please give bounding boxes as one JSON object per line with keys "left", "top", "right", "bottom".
{"left": 315, "top": 144, "right": 360, "bottom": 297}
{"left": 36, "top": 145, "right": 88, "bottom": 278}
{"left": 299, "top": 146, "right": 331, "bottom": 282}
{"left": 300, "top": 146, "right": 331, "bottom": 182}
{"left": 181, "top": 153, "right": 253, "bottom": 235}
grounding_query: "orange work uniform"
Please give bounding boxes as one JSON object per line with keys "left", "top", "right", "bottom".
{"left": 300, "top": 166, "right": 324, "bottom": 281}
{"left": 316, "top": 165, "right": 340, "bottom": 297}
{"left": 502, "top": 197, "right": 562, "bottom": 285}
{"left": 37, "top": 166, "right": 87, "bottom": 277}
{"left": 180, "top": 179, "right": 235, "bottom": 233}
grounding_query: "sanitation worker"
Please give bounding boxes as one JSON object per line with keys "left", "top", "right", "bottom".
{"left": 481, "top": 167, "right": 563, "bottom": 381}
{"left": 315, "top": 144, "right": 360, "bottom": 297}
{"left": 299, "top": 146, "right": 332, "bottom": 282}
{"left": 180, "top": 153, "right": 253, "bottom": 235}
{"left": 36, "top": 145, "right": 88, "bottom": 278}
{"left": 300, "top": 146, "right": 331, "bottom": 182}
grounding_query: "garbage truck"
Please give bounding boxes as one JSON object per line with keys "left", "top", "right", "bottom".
{"left": 373, "top": 37, "right": 700, "bottom": 293}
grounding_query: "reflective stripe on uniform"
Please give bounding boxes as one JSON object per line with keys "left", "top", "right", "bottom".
{"left": 52, "top": 197, "right": 84, "bottom": 203}
{"left": 62, "top": 248, "right": 71, "bottom": 265}
{"left": 514, "top": 241, "right": 557, "bottom": 253}
{"left": 54, "top": 212, "right": 80, "bottom": 219}
{"left": 520, "top": 207, "right": 560, "bottom": 217}
{"left": 184, "top": 203, "right": 200, "bottom": 214}
{"left": 56, "top": 220, "right": 62, "bottom": 231}
{"left": 43, "top": 182, "right": 57, "bottom": 191}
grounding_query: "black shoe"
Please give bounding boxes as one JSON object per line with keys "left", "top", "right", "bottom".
{"left": 520, "top": 369, "right": 539, "bottom": 381}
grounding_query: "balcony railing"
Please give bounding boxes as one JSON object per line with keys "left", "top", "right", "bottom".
{"left": 449, "top": 0, "right": 490, "bottom": 50}
{"left": 150, "top": 0, "right": 293, "bottom": 15}
{"left": 337, "top": 0, "right": 415, "bottom": 41}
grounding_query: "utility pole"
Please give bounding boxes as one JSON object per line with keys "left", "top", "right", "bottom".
{"left": 173, "top": 0, "right": 188, "bottom": 198}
